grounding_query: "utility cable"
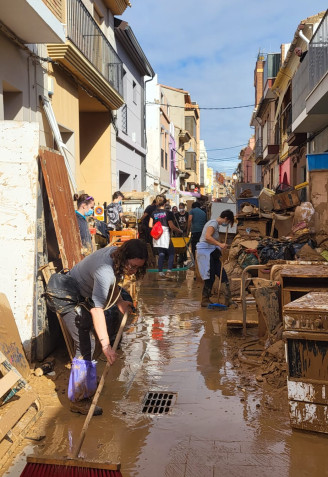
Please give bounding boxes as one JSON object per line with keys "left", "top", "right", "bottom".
{"left": 146, "top": 101, "right": 253, "bottom": 110}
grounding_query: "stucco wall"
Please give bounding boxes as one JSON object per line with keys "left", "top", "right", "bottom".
{"left": 80, "top": 112, "right": 111, "bottom": 203}
{"left": 0, "top": 121, "right": 39, "bottom": 359}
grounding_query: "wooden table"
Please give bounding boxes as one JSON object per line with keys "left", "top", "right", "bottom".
{"left": 280, "top": 264, "right": 328, "bottom": 307}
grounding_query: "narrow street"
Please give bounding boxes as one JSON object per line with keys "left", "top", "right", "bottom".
{"left": 4, "top": 271, "right": 328, "bottom": 476}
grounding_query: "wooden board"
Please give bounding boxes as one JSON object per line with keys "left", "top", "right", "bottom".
{"left": 39, "top": 148, "right": 83, "bottom": 269}
{"left": 0, "top": 293, "right": 30, "bottom": 379}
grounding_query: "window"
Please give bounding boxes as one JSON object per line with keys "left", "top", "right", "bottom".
{"left": 165, "top": 151, "right": 168, "bottom": 170}
{"left": 161, "top": 149, "right": 164, "bottom": 168}
{"left": 185, "top": 116, "right": 196, "bottom": 137}
{"left": 133, "top": 81, "right": 137, "bottom": 104}
{"left": 185, "top": 152, "right": 196, "bottom": 171}
{"left": 121, "top": 104, "right": 127, "bottom": 134}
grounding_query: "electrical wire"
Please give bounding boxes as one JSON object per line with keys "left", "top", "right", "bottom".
{"left": 146, "top": 101, "right": 253, "bottom": 110}
{"left": 206, "top": 143, "right": 247, "bottom": 151}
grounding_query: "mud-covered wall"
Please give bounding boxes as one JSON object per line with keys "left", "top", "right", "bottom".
{"left": 309, "top": 170, "right": 328, "bottom": 233}
{"left": 0, "top": 121, "right": 39, "bottom": 360}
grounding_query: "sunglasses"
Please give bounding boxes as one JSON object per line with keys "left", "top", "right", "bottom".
{"left": 86, "top": 196, "right": 94, "bottom": 201}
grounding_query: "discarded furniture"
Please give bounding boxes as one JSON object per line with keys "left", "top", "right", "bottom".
{"left": 241, "top": 264, "right": 269, "bottom": 336}
{"left": 0, "top": 351, "right": 42, "bottom": 469}
{"left": 280, "top": 264, "right": 328, "bottom": 307}
{"left": 283, "top": 292, "right": 328, "bottom": 434}
{"left": 109, "top": 229, "right": 137, "bottom": 246}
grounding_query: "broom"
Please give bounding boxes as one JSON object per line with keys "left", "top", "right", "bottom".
{"left": 209, "top": 227, "right": 229, "bottom": 310}
{"left": 20, "top": 312, "right": 129, "bottom": 477}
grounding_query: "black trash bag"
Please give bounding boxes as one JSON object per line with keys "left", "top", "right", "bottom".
{"left": 257, "top": 238, "right": 296, "bottom": 264}
{"left": 94, "top": 219, "right": 109, "bottom": 242}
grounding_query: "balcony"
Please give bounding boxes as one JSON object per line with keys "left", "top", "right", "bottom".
{"left": 303, "top": 11, "right": 328, "bottom": 128}
{"left": 47, "top": 0, "right": 124, "bottom": 110}
{"left": 0, "top": 0, "right": 65, "bottom": 43}
{"left": 262, "top": 121, "right": 279, "bottom": 161}
{"left": 255, "top": 138, "right": 266, "bottom": 165}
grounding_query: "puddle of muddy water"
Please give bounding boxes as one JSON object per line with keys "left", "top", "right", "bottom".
{"left": 4, "top": 272, "right": 328, "bottom": 476}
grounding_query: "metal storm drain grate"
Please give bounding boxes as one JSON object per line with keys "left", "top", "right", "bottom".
{"left": 142, "top": 391, "right": 177, "bottom": 415}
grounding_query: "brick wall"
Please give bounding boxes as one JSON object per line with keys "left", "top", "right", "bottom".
{"left": 42, "top": 0, "right": 63, "bottom": 23}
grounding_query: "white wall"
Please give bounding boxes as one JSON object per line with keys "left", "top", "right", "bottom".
{"left": 145, "top": 75, "right": 161, "bottom": 190}
{"left": 0, "top": 121, "right": 39, "bottom": 359}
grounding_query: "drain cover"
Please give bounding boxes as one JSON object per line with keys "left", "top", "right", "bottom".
{"left": 142, "top": 391, "right": 177, "bottom": 415}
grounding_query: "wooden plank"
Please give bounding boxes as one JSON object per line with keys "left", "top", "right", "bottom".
{"left": 0, "top": 391, "right": 38, "bottom": 441}
{"left": 0, "top": 370, "right": 19, "bottom": 399}
{"left": 0, "top": 294, "right": 30, "bottom": 379}
{"left": 39, "top": 148, "right": 83, "bottom": 269}
{"left": 26, "top": 456, "right": 121, "bottom": 470}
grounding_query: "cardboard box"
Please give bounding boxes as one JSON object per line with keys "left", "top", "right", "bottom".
{"left": 237, "top": 219, "right": 268, "bottom": 237}
{"left": 273, "top": 190, "right": 300, "bottom": 211}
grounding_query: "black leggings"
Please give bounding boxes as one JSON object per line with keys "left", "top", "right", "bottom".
{"left": 204, "top": 248, "right": 228, "bottom": 291}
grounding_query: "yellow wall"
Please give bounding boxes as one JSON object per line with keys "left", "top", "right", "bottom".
{"left": 49, "top": 65, "right": 81, "bottom": 187}
{"left": 79, "top": 112, "right": 111, "bottom": 204}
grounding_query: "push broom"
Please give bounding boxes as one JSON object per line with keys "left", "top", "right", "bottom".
{"left": 20, "top": 312, "right": 129, "bottom": 477}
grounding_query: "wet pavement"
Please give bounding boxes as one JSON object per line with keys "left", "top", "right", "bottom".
{"left": 4, "top": 271, "right": 328, "bottom": 476}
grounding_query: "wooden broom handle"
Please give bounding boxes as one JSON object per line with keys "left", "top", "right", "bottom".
{"left": 72, "top": 311, "right": 129, "bottom": 458}
{"left": 218, "top": 228, "right": 229, "bottom": 297}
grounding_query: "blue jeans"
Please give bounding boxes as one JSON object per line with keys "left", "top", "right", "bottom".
{"left": 157, "top": 242, "right": 175, "bottom": 271}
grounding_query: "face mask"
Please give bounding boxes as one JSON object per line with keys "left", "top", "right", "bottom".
{"left": 85, "top": 209, "right": 93, "bottom": 216}
{"left": 221, "top": 222, "right": 229, "bottom": 227}
{"left": 179, "top": 209, "right": 184, "bottom": 213}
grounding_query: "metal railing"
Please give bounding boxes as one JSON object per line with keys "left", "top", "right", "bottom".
{"left": 263, "top": 121, "right": 279, "bottom": 148}
{"left": 292, "top": 53, "right": 309, "bottom": 122}
{"left": 66, "top": 0, "right": 123, "bottom": 97}
{"left": 255, "top": 138, "right": 263, "bottom": 159}
{"left": 309, "top": 10, "right": 328, "bottom": 91}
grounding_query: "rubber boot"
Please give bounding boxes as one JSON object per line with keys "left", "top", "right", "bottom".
{"left": 221, "top": 282, "right": 238, "bottom": 308}
{"left": 201, "top": 285, "right": 213, "bottom": 307}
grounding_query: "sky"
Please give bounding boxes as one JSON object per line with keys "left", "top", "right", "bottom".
{"left": 123, "top": 1, "right": 327, "bottom": 176}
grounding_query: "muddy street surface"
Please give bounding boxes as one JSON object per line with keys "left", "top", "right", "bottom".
{"left": 4, "top": 271, "right": 328, "bottom": 476}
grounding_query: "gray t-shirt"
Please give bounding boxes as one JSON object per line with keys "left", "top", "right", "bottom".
{"left": 199, "top": 220, "right": 220, "bottom": 243}
{"left": 69, "top": 247, "right": 117, "bottom": 308}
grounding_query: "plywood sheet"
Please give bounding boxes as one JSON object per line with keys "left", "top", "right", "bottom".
{"left": 0, "top": 294, "right": 30, "bottom": 379}
{"left": 39, "top": 148, "right": 82, "bottom": 269}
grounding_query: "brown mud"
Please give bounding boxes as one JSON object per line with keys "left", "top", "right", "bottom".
{"left": 3, "top": 271, "right": 328, "bottom": 476}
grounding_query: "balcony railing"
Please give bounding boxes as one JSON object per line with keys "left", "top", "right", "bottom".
{"left": 263, "top": 121, "right": 279, "bottom": 149}
{"left": 255, "top": 138, "right": 263, "bottom": 159}
{"left": 67, "top": 0, "right": 123, "bottom": 97}
{"left": 292, "top": 53, "right": 309, "bottom": 122}
{"left": 309, "top": 10, "right": 328, "bottom": 91}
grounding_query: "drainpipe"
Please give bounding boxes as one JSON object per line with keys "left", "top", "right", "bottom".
{"left": 298, "top": 30, "right": 310, "bottom": 44}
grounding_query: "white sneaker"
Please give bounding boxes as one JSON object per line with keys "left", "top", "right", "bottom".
{"left": 159, "top": 272, "right": 167, "bottom": 278}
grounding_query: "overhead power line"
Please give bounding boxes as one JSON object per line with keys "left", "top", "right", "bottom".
{"left": 146, "top": 102, "right": 253, "bottom": 110}
{"left": 206, "top": 143, "right": 247, "bottom": 151}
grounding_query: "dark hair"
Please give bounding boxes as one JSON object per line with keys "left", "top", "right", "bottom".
{"left": 192, "top": 202, "right": 201, "bottom": 209}
{"left": 111, "top": 239, "right": 148, "bottom": 280}
{"left": 112, "top": 191, "right": 124, "bottom": 201}
{"left": 77, "top": 193, "right": 94, "bottom": 208}
{"left": 179, "top": 203, "right": 185, "bottom": 208}
{"left": 220, "top": 209, "right": 234, "bottom": 225}
{"left": 155, "top": 195, "right": 166, "bottom": 207}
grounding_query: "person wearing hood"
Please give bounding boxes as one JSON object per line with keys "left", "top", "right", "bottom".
{"left": 75, "top": 194, "right": 95, "bottom": 255}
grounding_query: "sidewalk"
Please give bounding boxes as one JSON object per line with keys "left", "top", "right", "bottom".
{"left": 3, "top": 271, "right": 328, "bottom": 476}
